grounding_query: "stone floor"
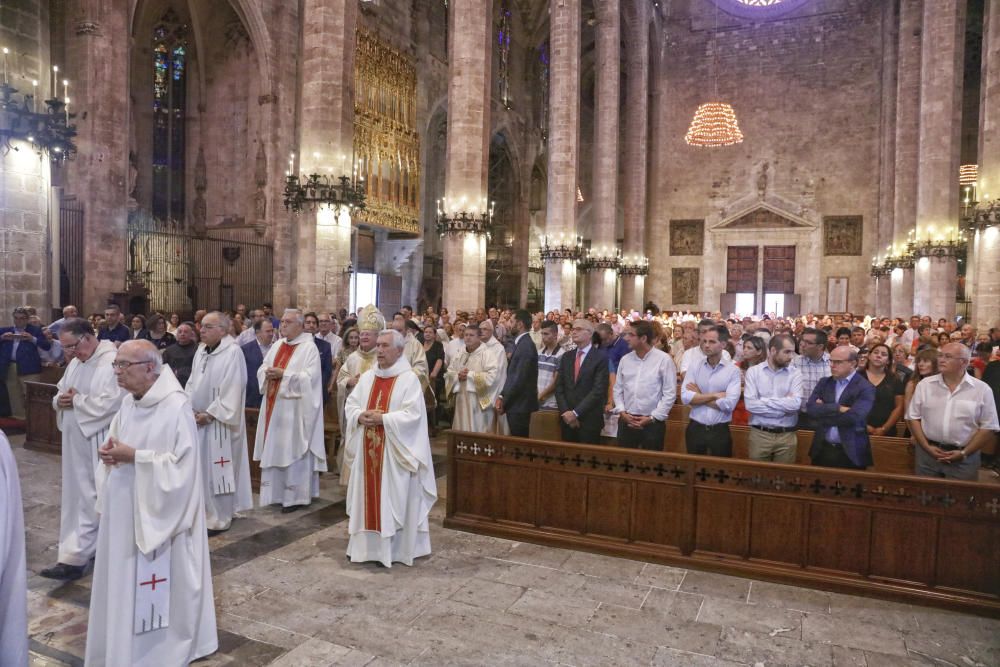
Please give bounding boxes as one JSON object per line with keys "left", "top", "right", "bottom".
{"left": 9, "top": 432, "right": 999, "bottom": 667}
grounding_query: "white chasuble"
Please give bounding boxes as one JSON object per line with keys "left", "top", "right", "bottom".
{"left": 445, "top": 345, "right": 502, "bottom": 434}
{"left": 343, "top": 357, "right": 437, "bottom": 567}
{"left": 51, "top": 340, "right": 124, "bottom": 567}
{"left": 0, "top": 431, "right": 28, "bottom": 667}
{"left": 86, "top": 366, "right": 217, "bottom": 667}
{"left": 185, "top": 336, "right": 253, "bottom": 530}
{"left": 254, "top": 332, "right": 326, "bottom": 508}
{"left": 335, "top": 347, "right": 376, "bottom": 486}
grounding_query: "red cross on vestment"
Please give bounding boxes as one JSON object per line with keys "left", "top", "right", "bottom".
{"left": 215, "top": 457, "right": 230, "bottom": 467}
{"left": 140, "top": 574, "right": 167, "bottom": 591}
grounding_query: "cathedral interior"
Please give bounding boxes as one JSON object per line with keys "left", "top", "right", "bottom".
{"left": 1, "top": 0, "right": 996, "bottom": 325}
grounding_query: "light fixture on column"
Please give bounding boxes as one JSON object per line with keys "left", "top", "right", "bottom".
{"left": 579, "top": 243, "right": 620, "bottom": 272}
{"left": 283, "top": 152, "right": 367, "bottom": 215}
{"left": 966, "top": 197, "right": 1000, "bottom": 233}
{"left": 684, "top": 3, "right": 743, "bottom": 148}
{"left": 617, "top": 255, "right": 649, "bottom": 276}
{"left": 0, "top": 59, "right": 77, "bottom": 162}
{"left": 905, "top": 227, "right": 967, "bottom": 260}
{"left": 436, "top": 197, "right": 494, "bottom": 237}
{"left": 539, "top": 233, "right": 583, "bottom": 262}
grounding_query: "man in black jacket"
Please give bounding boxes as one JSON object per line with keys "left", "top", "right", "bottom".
{"left": 496, "top": 309, "right": 539, "bottom": 437}
{"left": 555, "top": 319, "right": 609, "bottom": 444}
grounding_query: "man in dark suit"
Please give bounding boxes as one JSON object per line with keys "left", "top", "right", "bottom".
{"left": 305, "top": 312, "right": 333, "bottom": 405}
{"left": 805, "top": 345, "right": 875, "bottom": 469}
{"left": 496, "top": 309, "right": 539, "bottom": 437}
{"left": 241, "top": 318, "right": 274, "bottom": 408}
{"left": 96, "top": 304, "right": 130, "bottom": 344}
{"left": 555, "top": 319, "right": 610, "bottom": 444}
{"left": 0, "top": 306, "right": 52, "bottom": 419}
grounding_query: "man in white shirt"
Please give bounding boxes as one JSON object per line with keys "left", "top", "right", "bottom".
{"left": 612, "top": 321, "right": 676, "bottom": 451}
{"left": 679, "top": 319, "right": 732, "bottom": 376}
{"left": 907, "top": 343, "right": 1000, "bottom": 481}
{"left": 237, "top": 310, "right": 266, "bottom": 347}
{"left": 744, "top": 334, "right": 803, "bottom": 463}
{"left": 317, "top": 312, "right": 343, "bottom": 359}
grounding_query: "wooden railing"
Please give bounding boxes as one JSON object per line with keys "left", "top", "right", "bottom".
{"left": 444, "top": 431, "right": 1000, "bottom": 617}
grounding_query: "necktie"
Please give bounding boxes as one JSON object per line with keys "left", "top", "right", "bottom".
{"left": 574, "top": 349, "right": 584, "bottom": 381}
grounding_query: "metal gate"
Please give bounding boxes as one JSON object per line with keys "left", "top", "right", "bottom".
{"left": 126, "top": 212, "right": 273, "bottom": 315}
{"left": 59, "top": 197, "right": 85, "bottom": 309}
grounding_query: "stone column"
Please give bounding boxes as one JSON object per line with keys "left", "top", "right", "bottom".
{"left": 974, "top": 0, "right": 1000, "bottom": 331}
{"left": 543, "top": 0, "right": 581, "bottom": 313}
{"left": 63, "top": 0, "right": 130, "bottom": 314}
{"left": 874, "top": 0, "right": 897, "bottom": 316}
{"left": 890, "top": 0, "right": 922, "bottom": 317}
{"left": 585, "top": 0, "right": 619, "bottom": 311}
{"left": 913, "top": 0, "right": 965, "bottom": 319}
{"left": 294, "top": 0, "right": 357, "bottom": 313}
{"left": 441, "top": 0, "right": 491, "bottom": 313}
{"left": 620, "top": 0, "right": 649, "bottom": 310}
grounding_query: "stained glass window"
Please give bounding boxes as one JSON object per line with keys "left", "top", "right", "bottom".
{"left": 538, "top": 40, "right": 549, "bottom": 141}
{"left": 713, "top": 0, "right": 810, "bottom": 18}
{"left": 152, "top": 10, "right": 187, "bottom": 223}
{"left": 497, "top": 0, "right": 512, "bottom": 109}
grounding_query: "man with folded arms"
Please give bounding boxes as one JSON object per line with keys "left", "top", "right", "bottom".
{"left": 744, "top": 334, "right": 803, "bottom": 463}
{"left": 681, "top": 324, "right": 741, "bottom": 457}
{"left": 613, "top": 321, "right": 676, "bottom": 451}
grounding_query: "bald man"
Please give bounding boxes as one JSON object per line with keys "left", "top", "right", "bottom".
{"left": 805, "top": 346, "right": 875, "bottom": 470}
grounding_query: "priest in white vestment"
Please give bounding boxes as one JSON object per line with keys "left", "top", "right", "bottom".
{"left": 185, "top": 312, "right": 253, "bottom": 532}
{"left": 0, "top": 430, "right": 27, "bottom": 667}
{"left": 335, "top": 305, "right": 383, "bottom": 486}
{"left": 254, "top": 309, "right": 326, "bottom": 512}
{"left": 445, "top": 324, "right": 503, "bottom": 433}
{"left": 480, "top": 320, "right": 510, "bottom": 434}
{"left": 86, "top": 340, "right": 217, "bottom": 666}
{"left": 343, "top": 329, "right": 436, "bottom": 567}
{"left": 41, "top": 319, "right": 124, "bottom": 581}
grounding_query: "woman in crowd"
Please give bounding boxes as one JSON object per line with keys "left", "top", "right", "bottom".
{"left": 145, "top": 314, "right": 176, "bottom": 351}
{"left": 970, "top": 341, "right": 993, "bottom": 379}
{"left": 903, "top": 348, "right": 939, "bottom": 415}
{"left": 166, "top": 312, "right": 180, "bottom": 334}
{"left": 732, "top": 336, "right": 766, "bottom": 427}
{"left": 332, "top": 326, "right": 360, "bottom": 381}
{"left": 129, "top": 314, "right": 148, "bottom": 340}
{"left": 423, "top": 324, "right": 446, "bottom": 434}
{"left": 891, "top": 343, "right": 914, "bottom": 384}
{"left": 862, "top": 343, "right": 904, "bottom": 437}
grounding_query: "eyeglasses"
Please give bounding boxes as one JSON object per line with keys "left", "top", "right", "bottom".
{"left": 938, "top": 354, "right": 967, "bottom": 361}
{"left": 62, "top": 335, "right": 89, "bottom": 351}
{"left": 201, "top": 323, "right": 223, "bottom": 330}
{"left": 829, "top": 359, "right": 855, "bottom": 365}
{"left": 111, "top": 360, "right": 153, "bottom": 370}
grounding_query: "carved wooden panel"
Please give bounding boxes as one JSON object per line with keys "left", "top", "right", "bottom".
{"left": 726, "top": 246, "right": 758, "bottom": 294}
{"left": 24, "top": 381, "right": 62, "bottom": 455}
{"left": 762, "top": 245, "right": 795, "bottom": 293}
{"left": 445, "top": 432, "right": 1000, "bottom": 616}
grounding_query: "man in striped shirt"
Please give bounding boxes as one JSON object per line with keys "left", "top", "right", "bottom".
{"left": 536, "top": 320, "right": 564, "bottom": 410}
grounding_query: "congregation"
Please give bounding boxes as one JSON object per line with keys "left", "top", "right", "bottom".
{"left": 1, "top": 299, "right": 998, "bottom": 664}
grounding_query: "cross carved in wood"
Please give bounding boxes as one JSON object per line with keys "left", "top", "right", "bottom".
{"left": 696, "top": 468, "right": 710, "bottom": 482}
{"left": 809, "top": 479, "right": 826, "bottom": 494}
{"left": 571, "top": 454, "right": 584, "bottom": 467}
{"left": 986, "top": 498, "right": 1000, "bottom": 515}
{"left": 713, "top": 469, "right": 730, "bottom": 484}
{"left": 939, "top": 494, "right": 956, "bottom": 508}
{"left": 653, "top": 464, "right": 667, "bottom": 477}
{"left": 470, "top": 443, "right": 481, "bottom": 455}
{"left": 457, "top": 442, "right": 469, "bottom": 454}
{"left": 619, "top": 460, "right": 634, "bottom": 473}
{"left": 484, "top": 445, "right": 495, "bottom": 457}
{"left": 556, "top": 453, "right": 569, "bottom": 465}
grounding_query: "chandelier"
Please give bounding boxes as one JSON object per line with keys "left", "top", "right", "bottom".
{"left": 436, "top": 196, "right": 494, "bottom": 237}
{"left": 0, "top": 59, "right": 77, "bottom": 162}
{"left": 685, "top": 102, "right": 744, "bottom": 147}
{"left": 685, "top": 3, "right": 744, "bottom": 148}
{"left": 283, "top": 172, "right": 366, "bottom": 214}
{"left": 539, "top": 233, "right": 583, "bottom": 262}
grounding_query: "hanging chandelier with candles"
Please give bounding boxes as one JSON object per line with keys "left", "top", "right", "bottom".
{"left": 685, "top": 3, "right": 744, "bottom": 148}
{"left": 0, "top": 54, "right": 77, "bottom": 162}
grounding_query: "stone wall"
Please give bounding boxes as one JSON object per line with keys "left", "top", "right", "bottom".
{"left": 0, "top": 0, "right": 53, "bottom": 321}
{"left": 648, "top": 0, "right": 886, "bottom": 314}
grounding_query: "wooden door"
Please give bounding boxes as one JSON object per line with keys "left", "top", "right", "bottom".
{"left": 762, "top": 246, "right": 795, "bottom": 294}
{"left": 726, "top": 246, "right": 759, "bottom": 294}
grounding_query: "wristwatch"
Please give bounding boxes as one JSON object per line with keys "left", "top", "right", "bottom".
{"left": 959, "top": 449, "right": 968, "bottom": 460}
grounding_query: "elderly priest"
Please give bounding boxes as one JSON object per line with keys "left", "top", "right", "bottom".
{"left": 343, "top": 329, "right": 437, "bottom": 567}
{"left": 86, "top": 340, "right": 217, "bottom": 666}
{"left": 254, "top": 309, "right": 326, "bottom": 512}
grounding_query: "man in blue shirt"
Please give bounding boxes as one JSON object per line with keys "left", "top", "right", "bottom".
{"left": 681, "top": 325, "right": 741, "bottom": 457}
{"left": 96, "top": 304, "right": 130, "bottom": 344}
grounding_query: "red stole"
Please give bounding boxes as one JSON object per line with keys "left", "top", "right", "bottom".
{"left": 263, "top": 342, "right": 297, "bottom": 440}
{"left": 363, "top": 374, "right": 398, "bottom": 531}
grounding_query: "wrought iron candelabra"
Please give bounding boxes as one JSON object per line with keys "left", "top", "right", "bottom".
{"left": 0, "top": 81, "right": 77, "bottom": 162}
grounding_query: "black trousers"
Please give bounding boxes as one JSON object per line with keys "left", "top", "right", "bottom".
{"left": 506, "top": 411, "right": 532, "bottom": 438}
{"left": 811, "top": 440, "right": 865, "bottom": 470}
{"left": 560, "top": 418, "right": 603, "bottom": 445}
{"left": 617, "top": 419, "right": 666, "bottom": 451}
{"left": 685, "top": 421, "right": 733, "bottom": 457}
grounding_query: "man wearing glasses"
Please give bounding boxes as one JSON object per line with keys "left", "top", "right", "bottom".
{"left": 0, "top": 306, "right": 52, "bottom": 419}
{"left": 40, "top": 319, "right": 124, "bottom": 581}
{"left": 793, "top": 327, "right": 831, "bottom": 431}
{"left": 805, "top": 346, "right": 875, "bottom": 469}
{"left": 907, "top": 343, "right": 999, "bottom": 480}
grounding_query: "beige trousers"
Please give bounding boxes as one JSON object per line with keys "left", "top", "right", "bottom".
{"left": 5, "top": 365, "right": 39, "bottom": 420}
{"left": 747, "top": 428, "right": 798, "bottom": 463}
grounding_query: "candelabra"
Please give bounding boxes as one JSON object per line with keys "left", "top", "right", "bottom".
{"left": 538, "top": 234, "right": 583, "bottom": 262}
{"left": 283, "top": 173, "right": 366, "bottom": 214}
{"left": 579, "top": 244, "right": 620, "bottom": 272}
{"left": 617, "top": 255, "right": 649, "bottom": 276}
{"left": 964, "top": 197, "right": 1000, "bottom": 232}
{"left": 905, "top": 228, "right": 967, "bottom": 260}
{"left": 869, "top": 261, "right": 889, "bottom": 279}
{"left": 0, "top": 77, "right": 77, "bottom": 162}
{"left": 436, "top": 197, "right": 493, "bottom": 237}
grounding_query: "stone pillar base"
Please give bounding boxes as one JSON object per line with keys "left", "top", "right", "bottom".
{"left": 544, "top": 261, "right": 578, "bottom": 313}
{"left": 913, "top": 256, "right": 957, "bottom": 319}
{"left": 620, "top": 276, "right": 645, "bottom": 313}
{"left": 442, "top": 234, "right": 486, "bottom": 313}
{"left": 890, "top": 268, "right": 914, "bottom": 318}
{"left": 973, "top": 225, "right": 1000, "bottom": 329}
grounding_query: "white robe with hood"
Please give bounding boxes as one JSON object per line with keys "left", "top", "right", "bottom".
{"left": 185, "top": 335, "right": 253, "bottom": 530}
{"left": 254, "top": 332, "right": 327, "bottom": 507}
{"left": 51, "top": 339, "right": 124, "bottom": 566}
{"left": 85, "top": 366, "right": 217, "bottom": 667}
{"left": 343, "top": 357, "right": 437, "bottom": 566}
{"left": 0, "top": 431, "right": 27, "bottom": 667}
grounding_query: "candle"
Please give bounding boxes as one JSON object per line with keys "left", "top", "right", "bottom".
{"left": 2, "top": 47, "right": 8, "bottom": 85}
{"left": 64, "top": 96, "right": 70, "bottom": 124}
{"left": 62, "top": 78, "right": 68, "bottom": 100}
{"left": 52, "top": 65, "right": 58, "bottom": 98}
{"left": 31, "top": 79, "right": 37, "bottom": 111}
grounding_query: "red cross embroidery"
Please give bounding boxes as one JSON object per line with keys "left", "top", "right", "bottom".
{"left": 214, "top": 457, "right": 230, "bottom": 467}
{"left": 140, "top": 574, "right": 167, "bottom": 590}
